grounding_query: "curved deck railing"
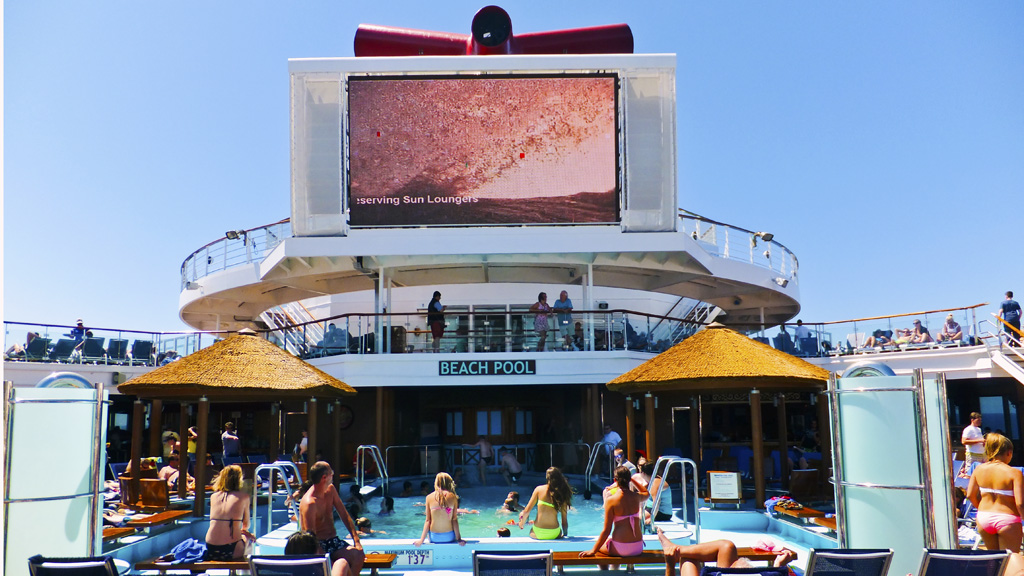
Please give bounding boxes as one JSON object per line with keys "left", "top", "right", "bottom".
{"left": 179, "top": 213, "right": 799, "bottom": 289}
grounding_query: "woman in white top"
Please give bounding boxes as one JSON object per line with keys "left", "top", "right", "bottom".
{"left": 967, "top": 433, "right": 1024, "bottom": 552}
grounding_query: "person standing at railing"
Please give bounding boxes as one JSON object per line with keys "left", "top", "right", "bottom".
{"left": 530, "top": 292, "right": 553, "bottom": 351}
{"left": 553, "top": 290, "right": 574, "bottom": 350}
{"left": 962, "top": 412, "right": 986, "bottom": 468}
{"left": 793, "top": 319, "right": 811, "bottom": 353}
{"left": 999, "top": 291, "right": 1022, "bottom": 347}
{"left": 427, "top": 291, "right": 446, "bottom": 353}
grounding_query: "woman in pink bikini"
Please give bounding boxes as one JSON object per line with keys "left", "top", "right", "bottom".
{"left": 968, "top": 433, "right": 1024, "bottom": 552}
{"left": 580, "top": 465, "right": 649, "bottom": 560}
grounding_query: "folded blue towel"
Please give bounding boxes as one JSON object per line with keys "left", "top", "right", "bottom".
{"left": 170, "top": 538, "right": 207, "bottom": 564}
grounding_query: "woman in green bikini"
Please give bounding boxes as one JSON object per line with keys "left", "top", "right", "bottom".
{"left": 518, "top": 467, "right": 573, "bottom": 539}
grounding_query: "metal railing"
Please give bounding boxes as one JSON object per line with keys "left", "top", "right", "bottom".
{"left": 644, "top": 456, "right": 700, "bottom": 543}
{"left": 180, "top": 213, "right": 799, "bottom": 290}
{"left": 3, "top": 321, "right": 213, "bottom": 366}
{"left": 251, "top": 461, "right": 304, "bottom": 536}
{"left": 742, "top": 303, "right": 991, "bottom": 359}
{"left": 264, "top": 308, "right": 705, "bottom": 359}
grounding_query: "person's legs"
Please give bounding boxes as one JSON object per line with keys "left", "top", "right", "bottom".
{"left": 980, "top": 527, "right": 1001, "bottom": 552}
{"left": 657, "top": 528, "right": 738, "bottom": 567}
{"left": 332, "top": 547, "right": 365, "bottom": 576}
{"left": 478, "top": 459, "right": 487, "bottom": 485}
{"left": 997, "top": 522, "right": 1023, "bottom": 553}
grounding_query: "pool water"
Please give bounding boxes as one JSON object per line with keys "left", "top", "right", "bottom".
{"left": 348, "top": 479, "right": 614, "bottom": 539}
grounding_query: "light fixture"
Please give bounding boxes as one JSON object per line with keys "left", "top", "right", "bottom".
{"left": 225, "top": 230, "right": 245, "bottom": 240}
{"left": 185, "top": 281, "right": 201, "bottom": 290}
{"left": 774, "top": 277, "right": 789, "bottom": 287}
{"left": 763, "top": 249, "right": 771, "bottom": 259}
{"left": 755, "top": 231, "right": 774, "bottom": 243}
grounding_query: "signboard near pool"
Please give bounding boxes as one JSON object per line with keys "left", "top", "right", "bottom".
{"left": 708, "top": 471, "right": 742, "bottom": 502}
{"left": 385, "top": 548, "right": 433, "bottom": 566}
{"left": 439, "top": 360, "right": 536, "bottom": 376}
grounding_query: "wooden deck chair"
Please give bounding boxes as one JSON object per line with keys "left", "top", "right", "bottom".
{"left": 249, "top": 554, "right": 331, "bottom": 576}
{"left": 917, "top": 549, "right": 1009, "bottom": 576}
{"left": 700, "top": 567, "right": 789, "bottom": 576}
{"left": 473, "top": 550, "right": 553, "bottom": 576}
{"left": 805, "top": 548, "right": 893, "bottom": 576}
{"left": 28, "top": 555, "right": 117, "bottom": 576}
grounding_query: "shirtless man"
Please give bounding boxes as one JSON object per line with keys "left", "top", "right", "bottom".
{"left": 300, "top": 461, "right": 364, "bottom": 576}
{"left": 473, "top": 436, "right": 493, "bottom": 485}
{"left": 657, "top": 528, "right": 795, "bottom": 576}
{"left": 499, "top": 448, "right": 523, "bottom": 486}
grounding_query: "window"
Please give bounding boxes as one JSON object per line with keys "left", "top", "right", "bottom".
{"left": 515, "top": 410, "right": 533, "bottom": 435}
{"left": 446, "top": 412, "right": 463, "bottom": 437}
{"left": 477, "top": 410, "right": 502, "bottom": 436}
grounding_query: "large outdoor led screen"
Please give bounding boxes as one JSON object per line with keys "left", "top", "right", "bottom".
{"left": 348, "top": 75, "right": 618, "bottom": 227}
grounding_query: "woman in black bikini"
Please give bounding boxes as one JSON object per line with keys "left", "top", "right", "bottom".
{"left": 204, "top": 465, "right": 253, "bottom": 560}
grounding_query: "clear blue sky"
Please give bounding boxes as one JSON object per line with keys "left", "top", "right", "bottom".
{"left": 5, "top": 1, "right": 1023, "bottom": 333}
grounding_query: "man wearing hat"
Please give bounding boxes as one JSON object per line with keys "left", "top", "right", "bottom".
{"left": 70, "top": 319, "right": 86, "bottom": 342}
{"left": 936, "top": 314, "right": 963, "bottom": 344}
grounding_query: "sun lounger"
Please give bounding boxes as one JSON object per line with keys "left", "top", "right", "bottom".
{"left": 917, "top": 549, "right": 1009, "bottom": 576}
{"left": 130, "top": 340, "right": 154, "bottom": 366}
{"left": 24, "top": 337, "right": 51, "bottom": 361}
{"left": 106, "top": 339, "right": 129, "bottom": 363}
{"left": 28, "top": 555, "right": 118, "bottom": 576}
{"left": 101, "top": 526, "right": 137, "bottom": 542}
{"left": 80, "top": 337, "right": 106, "bottom": 363}
{"left": 49, "top": 339, "right": 78, "bottom": 362}
{"left": 805, "top": 548, "right": 892, "bottom": 576}
{"left": 474, "top": 551, "right": 552, "bottom": 576}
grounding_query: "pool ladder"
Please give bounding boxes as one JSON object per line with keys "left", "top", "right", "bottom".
{"left": 644, "top": 456, "right": 700, "bottom": 543}
{"left": 356, "top": 445, "right": 389, "bottom": 493}
{"left": 249, "top": 461, "right": 304, "bottom": 537}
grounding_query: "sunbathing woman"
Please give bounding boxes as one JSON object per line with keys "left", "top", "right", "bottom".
{"left": 204, "top": 465, "right": 253, "bottom": 560}
{"left": 413, "top": 472, "right": 466, "bottom": 546}
{"left": 656, "top": 528, "right": 796, "bottom": 576}
{"left": 518, "top": 467, "right": 573, "bottom": 540}
{"left": 580, "top": 465, "right": 649, "bottom": 560}
{"left": 967, "top": 433, "right": 1024, "bottom": 552}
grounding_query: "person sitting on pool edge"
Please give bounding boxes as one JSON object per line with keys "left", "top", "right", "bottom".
{"left": 580, "top": 466, "right": 648, "bottom": 561}
{"left": 518, "top": 466, "right": 573, "bottom": 540}
{"left": 414, "top": 472, "right": 466, "bottom": 546}
{"left": 656, "top": 528, "right": 796, "bottom": 576}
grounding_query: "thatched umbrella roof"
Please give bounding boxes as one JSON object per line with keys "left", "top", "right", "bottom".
{"left": 607, "top": 323, "right": 831, "bottom": 394}
{"left": 118, "top": 329, "right": 357, "bottom": 400}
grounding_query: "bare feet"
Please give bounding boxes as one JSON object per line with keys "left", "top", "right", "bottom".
{"left": 773, "top": 549, "right": 797, "bottom": 568}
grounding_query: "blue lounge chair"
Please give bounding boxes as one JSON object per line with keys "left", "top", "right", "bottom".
{"left": 24, "top": 337, "right": 51, "bottom": 361}
{"left": 28, "top": 555, "right": 118, "bottom": 576}
{"left": 249, "top": 555, "right": 331, "bottom": 576}
{"left": 81, "top": 337, "right": 106, "bottom": 363}
{"left": 805, "top": 549, "right": 893, "bottom": 576}
{"left": 917, "top": 549, "right": 1009, "bottom": 576}
{"left": 106, "top": 339, "right": 129, "bottom": 363}
{"left": 49, "top": 339, "right": 78, "bottom": 362}
{"left": 248, "top": 454, "right": 269, "bottom": 464}
{"left": 130, "top": 340, "right": 153, "bottom": 366}
{"left": 473, "top": 551, "right": 552, "bottom": 576}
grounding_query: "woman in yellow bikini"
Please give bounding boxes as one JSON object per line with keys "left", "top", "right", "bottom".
{"left": 518, "top": 467, "right": 573, "bottom": 539}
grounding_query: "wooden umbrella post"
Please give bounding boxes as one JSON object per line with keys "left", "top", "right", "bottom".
{"left": 130, "top": 399, "right": 144, "bottom": 507}
{"left": 334, "top": 400, "right": 343, "bottom": 473}
{"left": 195, "top": 397, "right": 209, "bottom": 517}
{"left": 178, "top": 402, "right": 189, "bottom": 501}
{"left": 625, "top": 396, "right": 635, "bottom": 464}
{"left": 644, "top": 393, "right": 656, "bottom": 460}
{"left": 750, "top": 389, "right": 765, "bottom": 506}
{"left": 308, "top": 398, "right": 318, "bottom": 467}
{"left": 777, "top": 393, "right": 789, "bottom": 489}
{"left": 149, "top": 399, "right": 163, "bottom": 459}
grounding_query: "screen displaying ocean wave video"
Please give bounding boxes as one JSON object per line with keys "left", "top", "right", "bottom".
{"left": 347, "top": 75, "right": 619, "bottom": 226}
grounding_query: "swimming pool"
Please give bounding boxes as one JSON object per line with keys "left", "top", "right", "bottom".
{"left": 365, "top": 479, "right": 609, "bottom": 538}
